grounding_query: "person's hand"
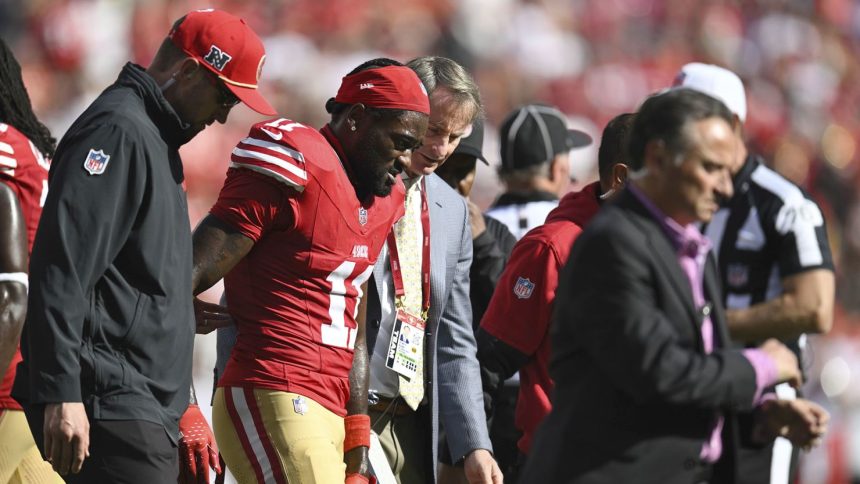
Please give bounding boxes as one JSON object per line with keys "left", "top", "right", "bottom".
{"left": 43, "top": 402, "right": 90, "bottom": 475}
{"left": 755, "top": 398, "right": 829, "bottom": 451}
{"left": 194, "top": 297, "right": 233, "bottom": 335}
{"left": 178, "top": 404, "right": 221, "bottom": 484}
{"left": 345, "top": 471, "right": 372, "bottom": 483}
{"left": 344, "top": 445, "right": 370, "bottom": 482}
{"left": 758, "top": 339, "right": 801, "bottom": 388}
{"left": 467, "top": 200, "right": 487, "bottom": 240}
{"left": 464, "top": 449, "right": 503, "bottom": 484}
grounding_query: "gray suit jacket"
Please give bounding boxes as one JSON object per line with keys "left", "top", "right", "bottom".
{"left": 366, "top": 173, "right": 492, "bottom": 479}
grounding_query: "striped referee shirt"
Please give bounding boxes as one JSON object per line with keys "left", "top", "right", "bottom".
{"left": 703, "top": 155, "right": 833, "bottom": 359}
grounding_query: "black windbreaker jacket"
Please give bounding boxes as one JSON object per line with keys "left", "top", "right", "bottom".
{"left": 14, "top": 63, "right": 195, "bottom": 442}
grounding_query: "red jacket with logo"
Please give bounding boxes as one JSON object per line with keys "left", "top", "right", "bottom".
{"left": 480, "top": 182, "right": 601, "bottom": 452}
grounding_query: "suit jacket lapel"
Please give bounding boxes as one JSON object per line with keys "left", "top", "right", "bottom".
{"left": 425, "top": 175, "right": 446, "bottom": 328}
{"left": 703, "top": 253, "right": 730, "bottom": 350}
{"left": 622, "top": 191, "right": 703, "bottom": 348}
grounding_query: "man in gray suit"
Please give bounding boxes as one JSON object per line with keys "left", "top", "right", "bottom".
{"left": 365, "top": 56, "right": 501, "bottom": 484}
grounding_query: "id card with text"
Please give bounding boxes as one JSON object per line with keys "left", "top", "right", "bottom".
{"left": 385, "top": 309, "right": 426, "bottom": 380}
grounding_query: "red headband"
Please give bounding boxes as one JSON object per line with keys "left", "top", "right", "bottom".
{"left": 334, "top": 65, "right": 431, "bottom": 115}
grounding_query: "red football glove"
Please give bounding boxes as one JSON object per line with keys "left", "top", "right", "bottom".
{"left": 178, "top": 404, "right": 222, "bottom": 484}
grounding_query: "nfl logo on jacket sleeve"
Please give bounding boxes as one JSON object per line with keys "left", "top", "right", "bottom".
{"left": 83, "top": 148, "right": 111, "bottom": 175}
{"left": 513, "top": 277, "right": 535, "bottom": 299}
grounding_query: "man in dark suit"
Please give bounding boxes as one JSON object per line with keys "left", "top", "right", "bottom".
{"left": 521, "top": 89, "right": 828, "bottom": 484}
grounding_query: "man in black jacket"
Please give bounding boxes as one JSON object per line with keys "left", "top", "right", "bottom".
{"left": 13, "top": 9, "right": 275, "bottom": 483}
{"left": 522, "top": 89, "right": 826, "bottom": 483}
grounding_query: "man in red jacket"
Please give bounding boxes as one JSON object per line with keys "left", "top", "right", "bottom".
{"left": 477, "top": 112, "right": 634, "bottom": 479}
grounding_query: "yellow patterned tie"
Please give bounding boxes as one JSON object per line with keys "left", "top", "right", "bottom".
{"left": 394, "top": 183, "right": 425, "bottom": 409}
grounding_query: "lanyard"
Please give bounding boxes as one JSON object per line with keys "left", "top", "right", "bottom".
{"left": 387, "top": 178, "right": 431, "bottom": 319}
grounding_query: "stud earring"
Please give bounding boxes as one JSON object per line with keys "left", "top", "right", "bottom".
{"left": 350, "top": 124, "right": 356, "bottom": 132}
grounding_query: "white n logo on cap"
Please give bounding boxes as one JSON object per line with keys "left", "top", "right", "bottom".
{"left": 204, "top": 45, "right": 232, "bottom": 71}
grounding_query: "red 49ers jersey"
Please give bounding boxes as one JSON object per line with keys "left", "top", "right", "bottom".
{"left": 0, "top": 123, "right": 50, "bottom": 410}
{"left": 214, "top": 119, "right": 405, "bottom": 416}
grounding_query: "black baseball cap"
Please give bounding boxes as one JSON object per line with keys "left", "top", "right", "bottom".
{"left": 499, "top": 104, "right": 592, "bottom": 172}
{"left": 452, "top": 118, "right": 488, "bottom": 165}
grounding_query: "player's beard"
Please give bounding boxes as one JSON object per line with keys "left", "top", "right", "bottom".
{"left": 351, "top": 142, "right": 396, "bottom": 200}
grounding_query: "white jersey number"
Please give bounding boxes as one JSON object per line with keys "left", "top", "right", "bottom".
{"left": 260, "top": 118, "right": 306, "bottom": 141}
{"left": 321, "top": 262, "right": 374, "bottom": 349}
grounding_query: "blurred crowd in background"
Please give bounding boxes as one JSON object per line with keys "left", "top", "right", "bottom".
{"left": 4, "top": 0, "right": 860, "bottom": 482}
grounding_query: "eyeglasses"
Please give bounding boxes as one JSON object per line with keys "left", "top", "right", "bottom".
{"left": 203, "top": 69, "right": 240, "bottom": 109}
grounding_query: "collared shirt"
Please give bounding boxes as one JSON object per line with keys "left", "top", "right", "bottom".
{"left": 629, "top": 184, "right": 778, "bottom": 463}
{"left": 369, "top": 175, "right": 425, "bottom": 398}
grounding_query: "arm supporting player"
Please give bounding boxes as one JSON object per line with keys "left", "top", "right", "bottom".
{"left": 344, "top": 281, "right": 371, "bottom": 481}
{"left": 727, "top": 269, "right": 835, "bottom": 342}
{"left": 190, "top": 215, "right": 253, "bottom": 335}
{"left": 177, "top": 215, "right": 255, "bottom": 484}
{"left": 192, "top": 215, "right": 255, "bottom": 295}
{"left": 0, "top": 183, "right": 28, "bottom": 382}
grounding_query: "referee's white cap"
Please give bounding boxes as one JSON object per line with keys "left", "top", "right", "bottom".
{"left": 672, "top": 63, "right": 747, "bottom": 123}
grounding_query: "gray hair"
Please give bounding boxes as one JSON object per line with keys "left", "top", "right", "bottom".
{"left": 407, "top": 56, "right": 483, "bottom": 122}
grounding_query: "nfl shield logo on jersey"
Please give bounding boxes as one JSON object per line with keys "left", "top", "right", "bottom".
{"left": 83, "top": 149, "right": 111, "bottom": 175}
{"left": 358, "top": 207, "right": 368, "bottom": 226}
{"left": 292, "top": 396, "right": 308, "bottom": 415}
{"left": 513, "top": 277, "right": 535, "bottom": 299}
